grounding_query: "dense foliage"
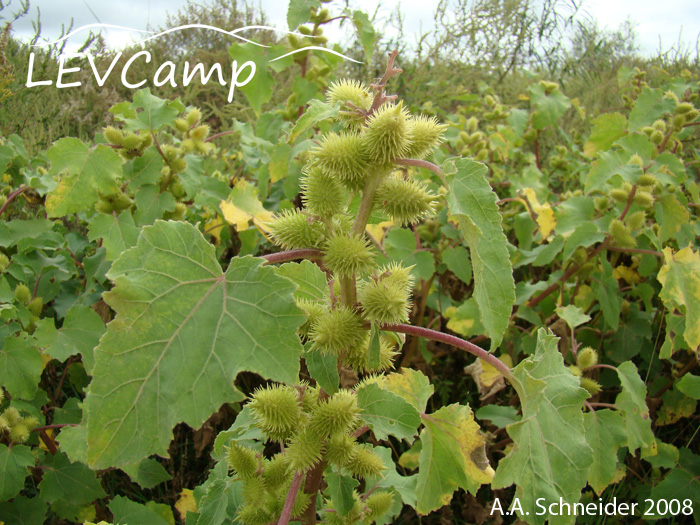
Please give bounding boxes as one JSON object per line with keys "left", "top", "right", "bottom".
{"left": 0, "top": 0, "right": 699, "bottom": 523}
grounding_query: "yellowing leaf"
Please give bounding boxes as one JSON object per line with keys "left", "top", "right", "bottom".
{"left": 220, "top": 180, "right": 274, "bottom": 231}
{"left": 366, "top": 220, "right": 394, "bottom": 243}
{"left": 613, "top": 264, "right": 641, "bottom": 284}
{"left": 40, "top": 352, "right": 52, "bottom": 371}
{"left": 464, "top": 355, "right": 512, "bottom": 399}
{"left": 175, "top": 488, "right": 196, "bottom": 521}
{"left": 658, "top": 247, "right": 700, "bottom": 352}
{"left": 39, "top": 429, "right": 54, "bottom": 453}
{"left": 203, "top": 217, "right": 226, "bottom": 244}
{"left": 416, "top": 404, "right": 494, "bottom": 514}
{"left": 519, "top": 188, "right": 556, "bottom": 239}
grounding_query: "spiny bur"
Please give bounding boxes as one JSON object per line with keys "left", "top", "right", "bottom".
{"left": 248, "top": 384, "right": 302, "bottom": 441}
{"left": 0, "top": 253, "right": 9, "bottom": 273}
{"left": 325, "top": 432, "right": 357, "bottom": 466}
{"left": 345, "top": 444, "right": 385, "bottom": 479}
{"left": 580, "top": 377, "right": 602, "bottom": 397}
{"left": 609, "top": 219, "right": 637, "bottom": 248}
{"left": 310, "top": 306, "right": 365, "bottom": 355}
{"left": 375, "top": 173, "right": 437, "bottom": 225}
{"left": 365, "top": 491, "right": 395, "bottom": 522}
{"left": 301, "top": 167, "right": 346, "bottom": 219}
{"left": 327, "top": 79, "right": 372, "bottom": 113}
{"left": 362, "top": 102, "right": 413, "bottom": 165}
{"left": 405, "top": 115, "right": 447, "bottom": 159}
{"left": 284, "top": 427, "right": 324, "bottom": 472}
{"left": 324, "top": 234, "right": 375, "bottom": 277}
{"left": 227, "top": 443, "right": 258, "bottom": 480}
{"left": 358, "top": 263, "right": 415, "bottom": 324}
{"left": 268, "top": 209, "right": 326, "bottom": 250}
{"left": 576, "top": 347, "right": 598, "bottom": 370}
{"left": 311, "top": 132, "right": 370, "bottom": 190}
{"left": 14, "top": 283, "right": 31, "bottom": 305}
{"left": 308, "top": 390, "right": 359, "bottom": 438}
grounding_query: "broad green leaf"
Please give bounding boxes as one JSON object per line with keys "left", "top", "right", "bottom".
{"left": 416, "top": 404, "right": 494, "bottom": 515}
{"left": 277, "top": 260, "right": 327, "bottom": 302}
{"left": 475, "top": 405, "right": 519, "bottom": 428}
{"left": 555, "top": 305, "right": 590, "bottom": 330}
{"left": 228, "top": 44, "right": 292, "bottom": 115}
{"left": 528, "top": 83, "right": 571, "bottom": 130}
{"left": 212, "top": 405, "right": 265, "bottom": 458}
{"left": 382, "top": 368, "right": 434, "bottom": 413}
{"left": 0, "top": 219, "right": 55, "bottom": 248}
{"left": 123, "top": 147, "right": 164, "bottom": 190}
{"left": 584, "top": 112, "right": 627, "bottom": 157}
{"left": 370, "top": 446, "right": 417, "bottom": 508}
{"left": 38, "top": 452, "right": 106, "bottom": 505}
{"left": 45, "top": 304, "right": 105, "bottom": 369}
{"left": 677, "top": 374, "right": 700, "bottom": 399}
{"left": 512, "top": 235, "right": 564, "bottom": 268}
{"left": 583, "top": 409, "right": 627, "bottom": 495}
{"left": 655, "top": 193, "right": 689, "bottom": 242}
{"left": 562, "top": 222, "right": 605, "bottom": 261}
{"left": 133, "top": 184, "right": 176, "bottom": 226}
{"left": 305, "top": 348, "right": 339, "bottom": 395}
{"left": 584, "top": 149, "right": 641, "bottom": 194}
{"left": 628, "top": 88, "right": 675, "bottom": 131}
{"left": 379, "top": 228, "right": 435, "bottom": 281}
{"left": 445, "top": 158, "right": 515, "bottom": 350}
{"left": 493, "top": 329, "right": 592, "bottom": 525}
{"left": 642, "top": 438, "right": 679, "bottom": 468}
{"left": 195, "top": 478, "right": 243, "bottom": 525}
{"left": 0, "top": 333, "right": 42, "bottom": 399}
{"left": 592, "top": 259, "right": 621, "bottom": 330}
{"left": 326, "top": 470, "right": 359, "bottom": 516}
{"left": 57, "top": 424, "right": 88, "bottom": 465}
{"left": 88, "top": 210, "right": 140, "bottom": 261}
{"left": 0, "top": 444, "right": 33, "bottom": 501}
{"left": 554, "top": 196, "right": 595, "bottom": 236}
{"left": 658, "top": 246, "right": 700, "bottom": 351}
{"left": 444, "top": 298, "right": 485, "bottom": 339}
{"left": 352, "top": 10, "right": 375, "bottom": 62}
{"left": 0, "top": 495, "right": 48, "bottom": 525}
{"left": 288, "top": 99, "right": 339, "bottom": 143}
{"left": 357, "top": 382, "right": 421, "bottom": 441}
{"left": 287, "top": 0, "right": 320, "bottom": 29}
{"left": 46, "top": 139, "right": 121, "bottom": 217}
{"left": 109, "top": 495, "right": 172, "bottom": 525}
{"left": 84, "top": 221, "right": 305, "bottom": 468}
{"left": 111, "top": 88, "right": 183, "bottom": 131}
{"left": 122, "top": 458, "right": 172, "bottom": 489}
{"left": 442, "top": 245, "right": 472, "bottom": 285}
{"left": 615, "top": 361, "right": 654, "bottom": 452}
{"left": 648, "top": 448, "right": 700, "bottom": 519}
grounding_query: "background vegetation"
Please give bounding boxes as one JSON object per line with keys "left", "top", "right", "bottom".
{"left": 0, "top": 0, "right": 698, "bottom": 523}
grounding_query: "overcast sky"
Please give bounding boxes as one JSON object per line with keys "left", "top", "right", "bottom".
{"left": 6, "top": 0, "right": 700, "bottom": 57}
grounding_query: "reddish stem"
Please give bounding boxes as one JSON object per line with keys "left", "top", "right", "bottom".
{"left": 0, "top": 186, "right": 31, "bottom": 216}
{"left": 278, "top": 470, "right": 304, "bottom": 525}
{"left": 262, "top": 249, "right": 324, "bottom": 265}
{"left": 381, "top": 323, "right": 512, "bottom": 379}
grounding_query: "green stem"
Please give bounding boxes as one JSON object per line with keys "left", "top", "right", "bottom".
{"left": 351, "top": 172, "right": 385, "bottom": 236}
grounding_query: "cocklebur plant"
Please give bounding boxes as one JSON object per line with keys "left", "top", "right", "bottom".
{"left": 211, "top": 52, "right": 506, "bottom": 525}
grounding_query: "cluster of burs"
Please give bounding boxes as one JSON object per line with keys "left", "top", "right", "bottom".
{"left": 224, "top": 81, "right": 446, "bottom": 523}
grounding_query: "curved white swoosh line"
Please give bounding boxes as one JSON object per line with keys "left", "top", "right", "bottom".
{"left": 132, "top": 24, "right": 270, "bottom": 47}
{"left": 131, "top": 24, "right": 311, "bottom": 48}
{"left": 270, "top": 46, "right": 363, "bottom": 64}
{"left": 31, "top": 23, "right": 154, "bottom": 47}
